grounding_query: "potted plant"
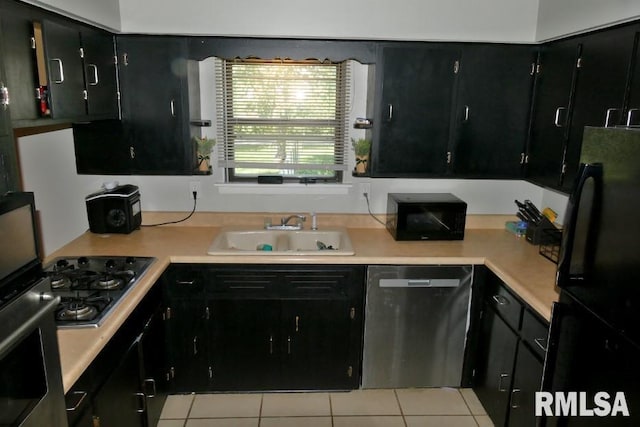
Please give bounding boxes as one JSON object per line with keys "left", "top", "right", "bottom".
{"left": 351, "top": 137, "right": 371, "bottom": 175}
{"left": 194, "top": 136, "right": 216, "bottom": 173}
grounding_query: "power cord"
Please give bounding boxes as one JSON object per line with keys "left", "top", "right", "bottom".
{"left": 363, "top": 192, "right": 386, "bottom": 226}
{"left": 141, "top": 191, "right": 198, "bottom": 227}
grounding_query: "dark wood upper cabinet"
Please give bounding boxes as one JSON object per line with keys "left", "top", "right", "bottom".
{"left": 451, "top": 44, "right": 536, "bottom": 178}
{"left": 526, "top": 38, "right": 581, "bottom": 189}
{"left": 116, "top": 36, "right": 196, "bottom": 175}
{"left": 40, "top": 20, "right": 87, "bottom": 119}
{"left": 561, "top": 25, "right": 638, "bottom": 191}
{"left": 626, "top": 27, "right": 640, "bottom": 127}
{"left": 371, "top": 44, "right": 460, "bottom": 177}
{"left": 80, "top": 27, "right": 118, "bottom": 118}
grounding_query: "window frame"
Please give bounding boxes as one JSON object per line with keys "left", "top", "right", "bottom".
{"left": 216, "top": 58, "right": 350, "bottom": 183}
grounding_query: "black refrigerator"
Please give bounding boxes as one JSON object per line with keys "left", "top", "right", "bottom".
{"left": 544, "top": 126, "right": 640, "bottom": 426}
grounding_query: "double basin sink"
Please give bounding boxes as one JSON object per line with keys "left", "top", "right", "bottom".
{"left": 208, "top": 228, "right": 354, "bottom": 256}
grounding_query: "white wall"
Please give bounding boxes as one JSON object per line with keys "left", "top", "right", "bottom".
{"left": 536, "top": 0, "right": 640, "bottom": 41}
{"left": 18, "top": 127, "right": 549, "bottom": 255}
{"left": 118, "top": 0, "right": 539, "bottom": 43}
{"left": 21, "top": 0, "right": 121, "bottom": 31}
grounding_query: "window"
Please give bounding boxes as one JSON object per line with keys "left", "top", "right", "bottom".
{"left": 216, "top": 58, "right": 350, "bottom": 182}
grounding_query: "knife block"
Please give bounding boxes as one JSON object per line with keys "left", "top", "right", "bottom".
{"left": 525, "top": 217, "right": 558, "bottom": 245}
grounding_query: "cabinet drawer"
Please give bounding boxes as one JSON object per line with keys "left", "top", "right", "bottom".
{"left": 283, "top": 270, "right": 351, "bottom": 298}
{"left": 164, "top": 266, "right": 205, "bottom": 297}
{"left": 485, "top": 275, "right": 522, "bottom": 331}
{"left": 520, "top": 309, "right": 549, "bottom": 359}
{"left": 208, "top": 267, "right": 279, "bottom": 297}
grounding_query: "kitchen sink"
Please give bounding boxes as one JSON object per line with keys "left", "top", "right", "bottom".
{"left": 207, "top": 228, "right": 355, "bottom": 255}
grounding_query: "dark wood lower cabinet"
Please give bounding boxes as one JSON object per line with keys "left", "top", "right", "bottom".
{"left": 65, "top": 285, "right": 166, "bottom": 427}
{"left": 474, "top": 305, "right": 519, "bottom": 427}
{"left": 509, "top": 342, "right": 544, "bottom": 427}
{"left": 163, "top": 264, "right": 365, "bottom": 393}
{"left": 473, "top": 273, "right": 549, "bottom": 427}
{"left": 92, "top": 339, "right": 146, "bottom": 427}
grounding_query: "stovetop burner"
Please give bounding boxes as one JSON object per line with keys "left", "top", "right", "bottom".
{"left": 44, "top": 256, "right": 155, "bottom": 328}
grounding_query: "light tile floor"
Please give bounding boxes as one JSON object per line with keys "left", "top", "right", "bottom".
{"left": 158, "top": 388, "right": 494, "bottom": 427}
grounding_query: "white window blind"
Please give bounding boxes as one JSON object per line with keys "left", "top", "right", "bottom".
{"left": 215, "top": 58, "right": 350, "bottom": 180}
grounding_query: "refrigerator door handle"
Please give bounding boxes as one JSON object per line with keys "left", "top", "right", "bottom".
{"left": 556, "top": 162, "right": 603, "bottom": 287}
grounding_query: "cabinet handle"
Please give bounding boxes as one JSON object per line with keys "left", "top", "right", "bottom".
{"left": 0, "top": 83, "right": 9, "bottom": 109}
{"left": 446, "top": 151, "right": 452, "bottom": 164}
{"left": 176, "top": 280, "right": 195, "bottom": 285}
{"left": 295, "top": 315, "right": 300, "bottom": 332}
{"left": 143, "top": 378, "right": 156, "bottom": 398}
{"left": 66, "top": 391, "right": 87, "bottom": 412}
{"left": 604, "top": 108, "right": 619, "bottom": 127}
{"left": 50, "top": 58, "right": 65, "bottom": 83}
{"left": 130, "top": 146, "right": 135, "bottom": 159}
{"left": 88, "top": 64, "right": 99, "bottom": 86}
{"left": 387, "top": 104, "right": 393, "bottom": 122}
{"left": 463, "top": 105, "right": 470, "bottom": 122}
{"left": 498, "top": 373, "right": 509, "bottom": 392}
{"left": 135, "top": 392, "right": 146, "bottom": 414}
{"left": 534, "top": 337, "right": 548, "bottom": 352}
{"left": 511, "top": 388, "right": 521, "bottom": 409}
{"left": 193, "top": 336, "right": 198, "bottom": 355}
{"left": 627, "top": 108, "right": 639, "bottom": 127}
{"left": 492, "top": 295, "right": 509, "bottom": 306}
{"left": 269, "top": 335, "right": 273, "bottom": 354}
{"left": 554, "top": 107, "right": 567, "bottom": 127}
{"left": 170, "top": 99, "right": 176, "bottom": 117}
{"left": 287, "top": 336, "right": 291, "bottom": 354}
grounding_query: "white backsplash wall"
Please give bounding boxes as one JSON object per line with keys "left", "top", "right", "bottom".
{"left": 17, "top": 127, "right": 557, "bottom": 256}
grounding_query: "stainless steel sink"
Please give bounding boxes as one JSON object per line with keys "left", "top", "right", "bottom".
{"left": 207, "top": 228, "right": 355, "bottom": 255}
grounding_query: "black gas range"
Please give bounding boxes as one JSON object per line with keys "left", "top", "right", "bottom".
{"left": 43, "top": 256, "right": 155, "bottom": 328}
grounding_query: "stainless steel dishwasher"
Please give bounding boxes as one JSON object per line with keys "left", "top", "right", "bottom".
{"left": 362, "top": 265, "right": 473, "bottom": 388}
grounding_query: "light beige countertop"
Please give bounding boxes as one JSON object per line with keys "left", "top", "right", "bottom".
{"left": 49, "top": 221, "right": 560, "bottom": 393}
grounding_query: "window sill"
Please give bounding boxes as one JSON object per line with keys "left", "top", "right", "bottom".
{"left": 215, "top": 183, "right": 352, "bottom": 195}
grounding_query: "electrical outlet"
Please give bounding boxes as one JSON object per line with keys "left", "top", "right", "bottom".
{"left": 189, "top": 181, "right": 201, "bottom": 199}
{"left": 359, "top": 183, "right": 371, "bottom": 198}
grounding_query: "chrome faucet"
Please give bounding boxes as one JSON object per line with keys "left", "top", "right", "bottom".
{"left": 265, "top": 214, "right": 306, "bottom": 230}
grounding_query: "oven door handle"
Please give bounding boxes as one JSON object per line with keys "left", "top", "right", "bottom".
{"left": 0, "top": 296, "right": 60, "bottom": 357}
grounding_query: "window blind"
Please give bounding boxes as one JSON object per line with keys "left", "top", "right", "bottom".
{"left": 215, "top": 58, "right": 350, "bottom": 179}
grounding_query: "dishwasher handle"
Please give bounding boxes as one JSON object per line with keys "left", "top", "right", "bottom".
{"left": 379, "top": 278, "right": 461, "bottom": 288}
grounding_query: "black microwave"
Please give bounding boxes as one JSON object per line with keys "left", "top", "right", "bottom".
{"left": 386, "top": 193, "right": 467, "bottom": 241}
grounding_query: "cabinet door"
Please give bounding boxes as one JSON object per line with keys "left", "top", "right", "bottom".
{"left": 508, "top": 342, "right": 543, "bottom": 427}
{"left": 0, "top": 136, "right": 19, "bottom": 193}
{"left": 165, "top": 298, "right": 210, "bottom": 392}
{"left": 41, "top": 20, "right": 86, "bottom": 118}
{"left": 526, "top": 39, "right": 580, "bottom": 189}
{"left": 474, "top": 305, "right": 519, "bottom": 427}
{"left": 91, "top": 339, "right": 145, "bottom": 427}
{"left": 372, "top": 45, "right": 459, "bottom": 177}
{"left": 0, "top": 21, "right": 10, "bottom": 137}
{"left": 72, "top": 119, "right": 130, "bottom": 174}
{"left": 80, "top": 28, "right": 118, "bottom": 119}
{"left": 561, "top": 26, "right": 638, "bottom": 191}
{"left": 117, "top": 36, "right": 193, "bottom": 175}
{"left": 627, "top": 27, "right": 640, "bottom": 126}
{"left": 0, "top": 4, "right": 40, "bottom": 121}
{"left": 282, "top": 299, "right": 356, "bottom": 390}
{"left": 209, "top": 299, "right": 281, "bottom": 391}
{"left": 452, "top": 45, "right": 535, "bottom": 178}
{"left": 138, "top": 304, "right": 168, "bottom": 427}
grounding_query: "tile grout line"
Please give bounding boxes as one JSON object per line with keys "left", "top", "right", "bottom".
{"left": 328, "top": 392, "right": 335, "bottom": 427}
{"left": 393, "top": 388, "right": 409, "bottom": 427}
{"left": 458, "top": 389, "right": 482, "bottom": 427}
{"left": 257, "top": 393, "right": 264, "bottom": 427}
